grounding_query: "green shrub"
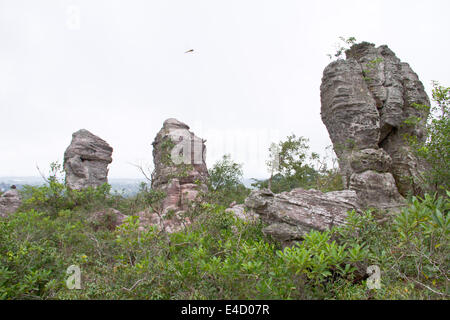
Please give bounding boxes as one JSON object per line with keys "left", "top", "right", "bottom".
{"left": 331, "top": 193, "right": 449, "bottom": 299}
{"left": 206, "top": 155, "right": 251, "bottom": 207}
{"left": 407, "top": 82, "right": 449, "bottom": 194}
{"left": 1, "top": 178, "right": 448, "bottom": 300}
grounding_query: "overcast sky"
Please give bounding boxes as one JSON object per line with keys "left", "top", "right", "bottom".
{"left": 0, "top": 0, "right": 449, "bottom": 180}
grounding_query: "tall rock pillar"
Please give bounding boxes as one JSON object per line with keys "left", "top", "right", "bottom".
{"left": 320, "top": 42, "right": 430, "bottom": 209}
{"left": 64, "top": 129, "right": 113, "bottom": 190}
{"left": 151, "top": 118, "right": 209, "bottom": 213}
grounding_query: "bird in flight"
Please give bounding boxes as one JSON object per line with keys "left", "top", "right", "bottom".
{"left": 185, "top": 49, "right": 194, "bottom": 54}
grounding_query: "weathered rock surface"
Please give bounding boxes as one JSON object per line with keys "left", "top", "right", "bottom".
{"left": 321, "top": 42, "right": 430, "bottom": 205}
{"left": 244, "top": 188, "right": 362, "bottom": 245}
{"left": 349, "top": 170, "right": 404, "bottom": 210}
{"left": 151, "top": 118, "right": 209, "bottom": 214}
{"left": 135, "top": 210, "right": 191, "bottom": 233}
{"left": 225, "top": 204, "right": 260, "bottom": 222}
{"left": 88, "top": 209, "right": 189, "bottom": 233}
{"left": 0, "top": 187, "right": 22, "bottom": 217}
{"left": 64, "top": 129, "right": 113, "bottom": 190}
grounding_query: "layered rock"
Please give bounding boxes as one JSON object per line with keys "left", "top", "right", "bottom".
{"left": 320, "top": 42, "right": 430, "bottom": 207}
{"left": 151, "top": 118, "right": 209, "bottom": 214}
{"left": 64, "top": 129, "right": 113, "bottom": 190}
{"left": 244, "top": 188, "right": 361, "bottom": 245}
{"left": 135, "top": 210, "right": 191, "bottom": 233}
{"left": 0, "top": 186, "right": 22, "bottom": 217}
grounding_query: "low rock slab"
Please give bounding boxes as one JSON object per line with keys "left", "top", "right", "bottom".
{"left": 243, "top": 188, "right": 362, "bottom": 244}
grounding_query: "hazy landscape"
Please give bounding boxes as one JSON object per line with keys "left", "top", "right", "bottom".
{"left": 0, "top": 0, "right": 448, "bottom": 305}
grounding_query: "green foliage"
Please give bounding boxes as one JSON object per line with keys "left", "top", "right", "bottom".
{"left": 390, "top": 194, "right": 449, "bottom": 290}
{"left": 209, "top": 155, "right": 243, "bottom": 190}
{"left": 253, "top": 136, "right": 343, "bottom": 193}
{"left": 407, "top": 82, "right": 449, "bottom": 194}
{"left": 206, "top": 155, "right": 250, "bottom": 207}
{"left": 362, "top": 57, "right": 384, "bottom": 82}
{"left": 20, "top": 162, "right": 113, "bottom": 216}
{"left": 254, "top": 134, "right": 318, "bottom": 193}
{"left": 331, "top": 193, "right": 449, "bottom": 298}
{"left": 277, "top": 229, "right": 368, "bottom": 295}
{"left": 0, "top": 192, "right": 448, "bottom": 299}
{"left": 0, "top": 210, "right": 87, "bottom": 299}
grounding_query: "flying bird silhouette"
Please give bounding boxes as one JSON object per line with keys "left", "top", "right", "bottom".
{"left": 185, "top": 49, "right": 194, "bottom": 53}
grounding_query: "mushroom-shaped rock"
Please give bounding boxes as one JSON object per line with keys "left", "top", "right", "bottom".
{"left": 64, "top": 129, "right": 113, "bottom": 190}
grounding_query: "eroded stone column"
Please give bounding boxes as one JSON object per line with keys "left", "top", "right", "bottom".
{"left": 320, "top": 42, "right": 430, "bottom": 208}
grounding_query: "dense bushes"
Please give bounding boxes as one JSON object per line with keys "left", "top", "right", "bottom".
{"left": 206, "top": 155, "right": 251, "bottom": 207}
{"left": 19, "top": 163, "right": 116, "bottom": 216}
{"left": 252, "top": 135, "right": 343, "bottom": 193}
{"left": 1, "top": 180, "right": 448, "bottom": 299}
{"left": 1, "top": 99, "right": 448, "bottom": 299}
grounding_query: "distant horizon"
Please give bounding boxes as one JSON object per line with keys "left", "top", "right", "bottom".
{"left": 0, "top": 175, "right": 263, "bottom": 184}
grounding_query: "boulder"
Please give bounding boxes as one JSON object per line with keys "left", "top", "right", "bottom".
{"left": 350, "top": 148, "right": 392, "bottom": 173}
{"left": 0, "top": 186, "right": 22, "bottom": 217}
{"left": 320, "top": 42, "right": 430, "bottom": 202}
{"left": 349, "top": 171, "right": 404, "bottom": 210}
{"left": 244, "top": 188, "right": 362, "bottom": 245}
{"left": 64, "top": 129, "right": 113, "bottom": 190}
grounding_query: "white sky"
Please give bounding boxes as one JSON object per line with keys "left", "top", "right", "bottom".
{"left": 0, "top": 0, "right": 449, "bottom": 179}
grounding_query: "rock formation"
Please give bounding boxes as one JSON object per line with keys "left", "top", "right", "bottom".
{"left": 135, "top": 210, "right": 192, "bottom": 233}
{"left": 225, "top": 203, "right": 260, "bottom": 222}
{"left": 244, "top": 188, "right": 361, "bottom": 245}
{"left": 0, "top": 186, "right": 22, "bottom": 217}
{"left": 225, "top": 42, "right": 432, "bottom": 245}
{"left": 320, "top": 42, "right": 430, "bottom": 208}
{"left": 64, "top": 129, "right": 113, "bottom": 190}
{"left": 151, "top": 118, "right": 209, "bottom": 214}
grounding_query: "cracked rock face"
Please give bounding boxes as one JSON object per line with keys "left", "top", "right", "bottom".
{"left": 151, "top": 118, "right": 209, "bottom": 214}
{"left": 320, "top": 42, "right": 430, "bottom": 206}
{"left": 0, "top": 187, "right": 21, "bottom": 217}
{"left": 244, "top": 188, "right": 362, "bottom": 245}
{"left": 64, "top": 129, "right": 113, "bottom": 190}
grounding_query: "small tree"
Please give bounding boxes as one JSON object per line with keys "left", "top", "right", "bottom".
{"left": 408, "top": 81, "right": 449, "bottom": 194}
{"left": 207, "top": 154, "right": 249, "bottom": 206}
{"left": 253, "top": 134, "right": 319, "bottom": 193}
